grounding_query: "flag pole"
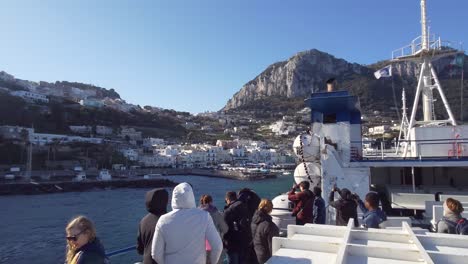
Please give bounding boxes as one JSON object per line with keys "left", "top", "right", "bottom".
{"left": 462, "top": 54, "right": 465, "bottom": 122}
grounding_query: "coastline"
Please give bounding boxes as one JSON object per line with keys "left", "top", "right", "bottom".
{"left": 0, "top": 168, "right": 278, "bottom": 196}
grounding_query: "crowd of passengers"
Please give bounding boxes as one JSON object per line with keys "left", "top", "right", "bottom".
{"left": 64, "top": 181, "right": 466, "bottom": 264}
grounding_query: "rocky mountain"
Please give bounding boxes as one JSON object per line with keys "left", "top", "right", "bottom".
{"left": 223, "top": 49, "right": 468, "bottom": 121}
{"left": 224, "top": 49, "right": 370, "bottom": 110}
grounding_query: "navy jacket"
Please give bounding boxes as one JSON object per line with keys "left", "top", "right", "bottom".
{"left": 74, "top": 238, "right": 108, "bottom": 264}
{"left": 313, "top": 196, "right": 326, "bottom": 224}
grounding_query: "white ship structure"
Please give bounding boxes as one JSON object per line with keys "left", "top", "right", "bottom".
{"left": 270, "top": 0, "right": 468, "bottom": 262}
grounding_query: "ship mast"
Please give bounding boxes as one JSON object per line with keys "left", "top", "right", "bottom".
{"left": 391, "top": 0, "right": 462, "bottom": 157}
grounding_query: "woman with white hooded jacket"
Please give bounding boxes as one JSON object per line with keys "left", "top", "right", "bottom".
{"left": 151, "top": 182, "right": 223, "bottom": 264}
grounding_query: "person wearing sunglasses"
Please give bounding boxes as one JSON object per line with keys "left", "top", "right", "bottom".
{"left": 65, "top": 216, "right": 108, "bottom": 264}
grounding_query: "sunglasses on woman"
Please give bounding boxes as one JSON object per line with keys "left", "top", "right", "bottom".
{"left": 66, "top": 229, "right": 86, "bottom": 242}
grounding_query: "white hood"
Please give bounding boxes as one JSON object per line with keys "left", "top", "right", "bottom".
{"left": 171, "top": 182, "right": 196, "bottom": 210}
{"left": 152, "top": 182, "right": 223, "bottom": 264}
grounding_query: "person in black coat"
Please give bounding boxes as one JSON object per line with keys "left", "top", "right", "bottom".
{"left": 223, "top": 191, "right": 251, "bottom": 264}
{"left": 251, "top": 199, "right": 279, "bottom": 264}
{"left": 329, "top": 187, "right": 358, "bottom": 227}
{"left": 137, "top": 188, "right": 169, "bottom": 264}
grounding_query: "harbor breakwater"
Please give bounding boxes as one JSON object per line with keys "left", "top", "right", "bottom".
{"left": 0, "top": 168, "right": 278, "bottom": 195}
{"left": 0, "top": 178, "right": 178, "bottom": 195}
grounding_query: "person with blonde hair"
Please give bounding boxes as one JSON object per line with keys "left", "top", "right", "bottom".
{"left": 437, "top": 198, "right": 466, "bottom": 234}
{"left": 65, "top": 216, "right": 108, "bottom": 264}
{"left": 251, "top": 199, "right": 279, "bottom": 264}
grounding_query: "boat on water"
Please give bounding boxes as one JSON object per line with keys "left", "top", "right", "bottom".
{"left": 143, "top": 173, "right": 163, "bottom": 179}
{"left": 269, "top": 0, "right": 468, "bottom": 262}
{"left": 73, "top": 171, "right": 87, "bottom": 182}
{"left": 97, "top": 169, "right": 112, "bottom": 181}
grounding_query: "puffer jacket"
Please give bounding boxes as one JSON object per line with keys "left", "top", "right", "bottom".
{"left": 151, "top": 183, "right": 222, "bottom": 264}
{"left": 70, "top": 238, "right": 109, "bottom": 264}
{"left": 137, "top": 188, "right": 169, "bottom": 264}
{"left": 251, "top": 210, "right": 279, "bottom": 264}
{"left": 437, "top": 212, "right": 462, "bottom": 234}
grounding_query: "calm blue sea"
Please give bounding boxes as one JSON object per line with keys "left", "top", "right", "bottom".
{"left": 0, "top": 175, "right": 292, "bottom": 264}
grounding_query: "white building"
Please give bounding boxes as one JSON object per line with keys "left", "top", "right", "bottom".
{"left": 269, "top": 120, "right": 296, "bottom": 136}
{"left": 10, "top": 90, "right": 49, "bottom": 103}
{"left": 29, "top": 133, "right": 102, "bottom": 145}
{"left": 180, "top": 150, "right": 207, "bottom": 168}
{"left": 69, "top": 125, "right": 92, "bottom": 134}
{"left": 79, "top": 99, "right": 104, "bottom": 108}
{"left": 229, "top": 148, "right": 245, "bottom": 157}
{"left": 0, "top": 126, "right": 34, "bottom": 140}
{"left": 120, "top": 127, "right": 142, "bottom": 140}
{"left": 139, "top": 154, "right": 174, "bottom": 167}
{"left": 120, "top": 148, "right": 139, "bottom": 161}
{"left": 143, "top": 138, "right": 165, "bottom": 147}
{"left": 369, "top": 125, "right": 391, "bottom": 135}
{"left": 96, "top": 126, "right": 113, "bottom": 136}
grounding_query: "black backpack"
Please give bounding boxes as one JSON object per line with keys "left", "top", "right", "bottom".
{"left": 443, "top": 217, "right": 468, "bottom": 235}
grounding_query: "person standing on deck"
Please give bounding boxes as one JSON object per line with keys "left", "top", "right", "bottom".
{"left": 288, "top": 181, "right": 314, "bottom": 225}
{"left": 151, "top": 182, "right": 222, "bottom": 264}
{"left": 199, "top": 194, "right": 228, "bottom": 264}
{"left": 251, "top": 199, "right": 279, "bottom": 264}
{"left": 354, "top": 192, "right": 387, "bottom": 228}
{"left": 223, "top": 191, "right": 251, "bottom": 264}
{"left": 312, "top": 186, "right": 326, "bottom": 224}
{"left": 137, "top": 188, "right": 169, "bottom": 264}
{"left": 329, "top": 186, "right": 358, "bottom": 227}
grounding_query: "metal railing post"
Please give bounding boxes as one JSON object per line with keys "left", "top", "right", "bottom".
{"left": 381, "top": 142, "right": 384, "bottom": 160}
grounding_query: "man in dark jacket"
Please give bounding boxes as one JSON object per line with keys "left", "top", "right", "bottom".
{"left": 329, "top": 187, "right": 358, "bottom": 227}
{"left": 224, "top": 191, "right": 251, "bottom": 264}
{"left": 137, "top": 188, "right": 169, "bottom": 264}
{"left": 238, "top": 188, "right": 261, "bottom": 219}
{"left": 312, "top": 186, "right": 326, "bottom": 224}
{"left": 237, "top": 188, "right": 261, "bottom": 263}
{"left": 288, "top": 181, "right": 314, "bottom": 225}
{"left": 251, "top": 199, "right": 279, "bottom": 264}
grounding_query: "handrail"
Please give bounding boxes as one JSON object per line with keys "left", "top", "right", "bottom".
{"left": 106, "top": 245, "right": 137, "bottom": 258}
{"left": 352, "top": 138, "right": 468, "bottom": 144}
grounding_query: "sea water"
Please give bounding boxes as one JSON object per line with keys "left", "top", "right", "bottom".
{"left": 0, "top": 175, "right": 292, "bottom": 263}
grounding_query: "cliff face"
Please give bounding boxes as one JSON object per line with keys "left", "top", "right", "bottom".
{"left": 223, "top": 49, "right": 467, "bottom": 120}
{"left": 223, "top": 49, "right": 370, "bottom": 110}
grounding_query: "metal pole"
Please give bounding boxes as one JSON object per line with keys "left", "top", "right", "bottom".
{"left": 421, "top": 0, "right": 428, "bottom": 50}
{"left": 429, "top": 62, "right": 458, "bottom": 126}
{"left": 462, "top": 56, "right": 465, "bottom": 122}
{"left": 411, "top": 167, "right": 416, "bottom": 193}
{"left": 381, "top": 141, "right": 384, "bottom": 160}
{"left": 404, "top": 62, "right": 427, "bottom": 157}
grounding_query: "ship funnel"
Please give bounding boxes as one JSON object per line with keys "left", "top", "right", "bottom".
{"left": 326, "top": 78, "right": 335, "bottom": 92}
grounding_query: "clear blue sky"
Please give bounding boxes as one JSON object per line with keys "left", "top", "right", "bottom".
{"left": 1, "top": 0, "right": 467, "bottom": 113}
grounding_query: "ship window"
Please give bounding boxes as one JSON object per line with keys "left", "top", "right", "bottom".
{"left": 323, "top": 113, "right": 337, "bottom": 124}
